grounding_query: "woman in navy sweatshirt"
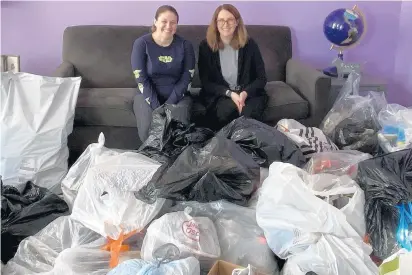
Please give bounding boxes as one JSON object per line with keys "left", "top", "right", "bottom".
{"left": 198, "top": 4, "right": 268, "bottom": 131}
{"left": 131, "top": 5, "right": 195, "bottom": 142}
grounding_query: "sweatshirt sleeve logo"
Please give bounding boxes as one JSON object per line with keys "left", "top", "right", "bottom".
{"left": 158, "top": 56, "right": 173, "bottom": 63}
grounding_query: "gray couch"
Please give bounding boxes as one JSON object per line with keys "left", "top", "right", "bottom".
{"left": 53, "top": 25, "right": 331, "bottom": 163}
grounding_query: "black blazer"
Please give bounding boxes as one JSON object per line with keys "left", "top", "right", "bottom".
{"left": 198, "top": 37, "right": 267, "bottom": 105}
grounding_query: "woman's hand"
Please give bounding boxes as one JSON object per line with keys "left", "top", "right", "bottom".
{"left": 240, "top": 91, "right": 248, "bottom": 104}
{"left": 230, "top": 92, "right": 244, "bottom": 114}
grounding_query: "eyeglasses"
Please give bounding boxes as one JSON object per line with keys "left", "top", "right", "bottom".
{"left": 217, "top": 18, "right": 236, "bottom": 26}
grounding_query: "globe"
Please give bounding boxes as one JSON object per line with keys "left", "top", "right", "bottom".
{"left": 323, "top": 8, "right": 365, "bottom": 48}
{"left": 322, "top": 5, "right": 366, "bottom": 77}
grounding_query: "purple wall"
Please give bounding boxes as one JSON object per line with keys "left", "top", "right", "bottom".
{"left": 1, "top": 1, "right": 410, "bottom": 105}
{"left": 393, "top": 1, "right": 412, "bottom": 107}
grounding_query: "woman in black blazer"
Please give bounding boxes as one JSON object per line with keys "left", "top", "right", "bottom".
{"left": 198, "top": 4, "right": 268, "bottom": 131}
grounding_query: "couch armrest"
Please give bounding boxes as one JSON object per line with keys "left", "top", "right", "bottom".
{"left": 52, "top": 61, "right": 75, "bottom": 77}
{"left": 286, "top": 59, "right": 331, "bottom": 127}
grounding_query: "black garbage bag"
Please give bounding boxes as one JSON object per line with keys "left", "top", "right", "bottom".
{"left": 135, "top": 136, "right": 261, "bottom": 206}
{"left": 216, "top": 117, "right": 306, "bottom": 168}
{"left": 1, "top": 180, "right": 69, "bottom": 263}
{"left": 356, "top": 148, "right": 412, "bottom": 260}
{"left": 138, "top": 104, "right": 214, "bottom": 164}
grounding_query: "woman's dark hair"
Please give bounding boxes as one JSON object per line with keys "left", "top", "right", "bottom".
{"left": 151, "top": 5, "right": 179, "bottom": 32}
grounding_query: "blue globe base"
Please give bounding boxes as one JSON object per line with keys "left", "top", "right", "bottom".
{"left": 323, "top": 66, "right": 349, "bottom": 78}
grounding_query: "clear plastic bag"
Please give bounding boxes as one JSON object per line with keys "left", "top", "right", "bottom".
{"left": 1, "top": 72, "right": 81, "bottom": 190}
{"left": 304, "top": 150, "right": 372, "bottom": 179}
{"left": 169, "top": 200, "right": 279, "bottom": 274}
{"left": 141, "top": 208, "right": 221, "bottom": 269}
{"left": 281, "top": 235, "right": 378, "bottom": 275}
{"left": 69, "top": 133, "right": 165, "bottom": 240}
{"left": 256, "top": 162, "right": 366, "bottom": 259}
{"left": 320, "top": 72, "right": 387, "bottom": 155}
{"left": 377, "top": 104, "right": 412, "bottom": 153}
{"left": 3, "top": 216, "right": 111, "bottom": 275}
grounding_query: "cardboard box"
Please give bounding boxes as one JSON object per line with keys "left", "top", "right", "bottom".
{"left": 208, "top": 260, "right": 244, "bottom": 275}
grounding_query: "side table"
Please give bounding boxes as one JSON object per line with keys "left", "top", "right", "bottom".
{"left": 324, "top": 73, "right": 388, "bottom": 112}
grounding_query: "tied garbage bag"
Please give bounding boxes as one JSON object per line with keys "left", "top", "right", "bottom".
{"left": 320, "top": 72, "right": 387, "bottom": 155}
{"left": 1, "top": 180, "right": 69, "bottom": 263}
{"left": 141, "top": 208, "right": 221, "bottom": 269}
{"left": 69, "top": 134, "right": 165, "bottom": 240}
{"left": 396, "top": 202, "right": 412, "bottom": 251}
{"left": 108, "top": 244, "right": 200, "bottom": 275}
{"left": 356, "top": 148, "right": 412, "bottom": 260}
{"left": 304, "top": 150, "right": 371, "bottom": 179}
{"left": 3, "top": 216, "right": 113, "bottom": 275}
{"left": 256, "top": 162, "right": 366, "bottom": 259}
{"left": 169, "top": 200, "right": 280, "bottom": 274}
{"left": 217, "top": 117, "right": 306, "bottom": 168}
{"left": 275, "top": 118, "right": 339, "bottom": 160}
{"left": 1, "top": 72, "right": 81, "bottom": 190}
{"left": 377, "top": 104, "right": 412, "bottom": 153}
{"left": 61, "top": 133, "right": 130, "bottom": 208}
{"left": 138, "top": 103, "right": 214, "bottom": 164}
{"left": 281, "top": 235, "right": 378, "bottom": 275}
{"left": 135, "top": 136, "right": 260, "bottom": 206}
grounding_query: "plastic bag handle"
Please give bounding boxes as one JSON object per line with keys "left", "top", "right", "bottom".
{"left": 101, "top": 230, "right": 137, "bottom": 268}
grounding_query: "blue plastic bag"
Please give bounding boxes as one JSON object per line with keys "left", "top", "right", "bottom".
{"left": 396, "top": 202, "right": 412, "bottom": 251}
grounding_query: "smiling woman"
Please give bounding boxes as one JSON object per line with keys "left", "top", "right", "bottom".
{"left": 198, "top": 4, "right": 268, "bottom": 131}
{"left": 130, "top": 5, "right": 196, "bottom": 143}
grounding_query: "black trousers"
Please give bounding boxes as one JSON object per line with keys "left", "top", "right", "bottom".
{"left": 205, "top": 94, "right": 268, "bottom": 131}
{"left": 133, "top": 93, "right": 193, "bottom": 142}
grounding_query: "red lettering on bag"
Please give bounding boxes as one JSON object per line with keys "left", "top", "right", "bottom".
{"left": 182, "top": 220, "right": 200, "bottom": 241}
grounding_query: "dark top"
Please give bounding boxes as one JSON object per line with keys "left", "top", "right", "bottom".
{"left": 198, "top": 37, "right": 267, "bottom": 105}
{"left": 131, "top": 33, "right": 195, "bottom": 109}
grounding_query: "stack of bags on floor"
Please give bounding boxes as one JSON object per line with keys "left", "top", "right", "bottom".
{"left": 2, "top": 70, "right": 412, "bottom": 275}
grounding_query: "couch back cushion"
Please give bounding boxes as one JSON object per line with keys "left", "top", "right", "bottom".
{"left": 62, "top": 25, "right": 291, "bottom": 88}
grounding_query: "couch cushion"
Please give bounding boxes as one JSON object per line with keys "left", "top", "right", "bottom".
{"left": 263, "top": 81, "right": 309, "bottom": 124}
{"left": 75, "top": 88, "right": 136, "bottom": 127}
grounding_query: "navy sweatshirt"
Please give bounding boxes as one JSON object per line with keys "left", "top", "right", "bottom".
{"left": 131, "top": 34, "right": 195, "bottom": 109}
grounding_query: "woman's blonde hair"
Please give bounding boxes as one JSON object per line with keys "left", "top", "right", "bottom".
{"left": 206, "top": 4, "right": 248, "bottom": 52}
{"left": 151, "top": 5, "right": 179, "bottom": 33}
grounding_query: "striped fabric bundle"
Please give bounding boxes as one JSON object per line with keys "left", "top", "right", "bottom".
{"left": 276, "top": 119, "right": 339, "bottom": 160}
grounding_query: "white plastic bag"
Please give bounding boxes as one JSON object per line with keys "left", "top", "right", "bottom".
{"left": 1, "top": 72, "right": 81, "bottom": 190}
{"left": 276, "top": 119, "right": 339, "bottom": 159}
{"left": 107, "top": 256, "right": 200, "bottom": 275}
{"left": 61, "top": 133, "right": 132, "bottom": 208}
{"left": 69, "top": 134, "right": 164, "bottom": 240}
{"left": 282, "top": 235, "right": 378, "bottom": 275}
{"left": 3, "top": 216, "right": 111, "bottom": 275}
{"left": 141, "top": 208, "right": 221, "bottom": 267}
{"left": 168, "top": 200, "right": 279, "bottom": 275}
{"left": 256, "top": 162, "right": 365, "bottom": 259}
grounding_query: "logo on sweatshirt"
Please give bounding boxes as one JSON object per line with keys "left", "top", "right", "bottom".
{"left": 138, "top": 83, "right": 144, "bottom": 93}
{"left": 158, "top": 56, "right": 173, "bottom": 63}
{"left": 133, "top": 69, "right": 141, "bottom": 78}
{"left": 182, "top": 220, "right": 200, "bottom": 241}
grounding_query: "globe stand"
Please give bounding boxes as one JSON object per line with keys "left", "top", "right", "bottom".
{"left": 323, "top": 50, "right": 345, "bottom": 78}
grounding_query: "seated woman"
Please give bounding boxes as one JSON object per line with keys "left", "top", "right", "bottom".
{"left": 131, "top": 5, "right": 195, "bottom": 142}
{"left": 198, "top": 4, "right": 268, "bottom": 131}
